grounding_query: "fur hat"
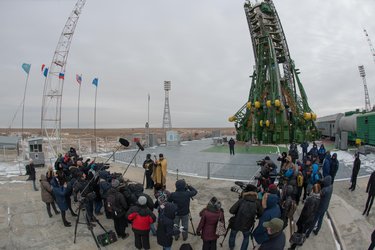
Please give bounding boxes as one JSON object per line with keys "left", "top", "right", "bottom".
{"left": 208, "top": 197, "right": 221, "bottom": 210}
{"left": 138, "top": 196, "right": 147, "bottom": 206}
{"left": 112, "top": 179, "right": 120, "bottom": 188}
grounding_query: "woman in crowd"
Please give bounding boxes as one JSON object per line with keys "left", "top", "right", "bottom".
{"left": 197, "top": 197, "right": 225, "bottom": 250}
{"left": 40, "top": 173, "right": 60, "bottom": 218}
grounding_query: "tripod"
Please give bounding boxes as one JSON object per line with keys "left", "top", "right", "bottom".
{"left": 73, "top": 199, "right": 107, "bottom": 249}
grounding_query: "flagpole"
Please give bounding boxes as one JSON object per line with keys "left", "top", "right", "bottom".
{"left": 21, "top": 65, "right": 31, "bottom": 140}
{"left": 94, "top": 84, "right": 97, "bottom": 153}
{"left": 77, "top": 75, "right": 81, "bottom": 152}
{"left": 147, "top": 93, "right": 150, "bottom": 147}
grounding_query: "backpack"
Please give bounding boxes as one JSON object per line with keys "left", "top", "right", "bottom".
{"left": 297, "top": 173, "right": 304, "bottom": 187}
{"left": 106, "top": 193, "right": 122, "bottom": 217}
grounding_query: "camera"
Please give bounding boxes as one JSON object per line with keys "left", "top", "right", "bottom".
{"left": 230, "top": 181, "right": 258, "bottom": 198}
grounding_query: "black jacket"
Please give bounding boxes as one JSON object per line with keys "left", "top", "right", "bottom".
{"left": 168, "top": 180, "right": 197, "bottom": 216}
{"left": 28, "top": 163, "right": 36, "bottom": 180}
{"left": 229, "top": 191, "right": 262, "bottom": 232}
{"left": 296, "top": 192, "right": 320, "bottom": 233}
{"left": 157, "top": 202, "right": 179, "bottom": 247}
{"left": 352, "top": 157, "right": 361, "bottom": 178}
{"left": 367, "top": 171, "right": 375, "bottom": 197}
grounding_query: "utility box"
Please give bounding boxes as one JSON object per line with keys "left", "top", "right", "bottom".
{"left": 28, "top": 137, "right": 45, "bottom": 167}
{"left": 166, "top": 130, "right": 180, "bottom": 146}
{"left": 340, "top": 132, "right": 348, "bottom": 151}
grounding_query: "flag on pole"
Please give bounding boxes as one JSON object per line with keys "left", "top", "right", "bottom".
{"left": 22, "top": 63, "right": 31, "bottom": 74}
{"left": 59, "top": 72, "right": 65, "bottom": 79}
{"left": 92, "top": 78, "right": 98, "bottom": 87}
{"left": 76, "top": 74, "right": 82, "bottom": 84}
{"left": 41, "top": 64, "right": 48, "bottom": 77}
{"left": 148, "top": 93, "right": 150, "bottom": 101}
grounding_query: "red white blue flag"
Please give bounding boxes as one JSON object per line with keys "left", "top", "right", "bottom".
{"left": 59, "top": 72, "right": 65, "bottom": 79}
{"left": 76, "top": 74, "right": 82, "bottom": 84}
{"left": 41, "top": 64, "right": 48, "bottom": 77}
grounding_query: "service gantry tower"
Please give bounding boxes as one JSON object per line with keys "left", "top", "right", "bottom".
{"left": 358, "top": 65, "right": 372, "bottom": 112}
{"left": 229, "top": 0, "right": 317, "bottom": 144}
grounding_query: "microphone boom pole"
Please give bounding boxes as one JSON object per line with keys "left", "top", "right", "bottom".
{"left": 122, "top": 141, "right": 144, "bottom": 177}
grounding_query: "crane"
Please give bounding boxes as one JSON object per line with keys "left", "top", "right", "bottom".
{"left": 364, "top": 29, "right": 375, "bottom": 64}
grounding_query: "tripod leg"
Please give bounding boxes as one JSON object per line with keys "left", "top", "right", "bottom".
{"left": 189, "top": 213, "right": 196, "bottom": 235}
{"left": 220, "top": 227, "right": 230, "bottom": 247}
{"left": 86, "top": 213, "right": 101, "bottom": 249}
{"left": 73, "top": 206, "right": 82, "bottom": 244}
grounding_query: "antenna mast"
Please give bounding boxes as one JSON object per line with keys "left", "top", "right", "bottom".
{"left": 358, "top": 65, "right": 372, "bottom": 112}
{"left": 41, "top": 0, "right": 86, "bottom": 156}
{"left": 364, "top": 29, "right": 375, "bottom": 64}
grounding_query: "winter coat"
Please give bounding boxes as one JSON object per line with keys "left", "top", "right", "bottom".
{"left": 281, "top": 185, "right": 296, "bottom": 224}
{"left": 168, "top": 180, "right": 198, "bottom": 216}
{"left": 51, "top": 177, "right": 68, "bottom": 211}
{"left": 127, "top": 205, "right": 156, "bottom": 232}
{"left": 322, "top": 154, "right": 331, "bottom": 177}
{"left": 28, "top": 163, "right": 36, "bottom": 180}
{"left": 309, "top": 164, "right": 321, "bottom": 186}
{"left": 143, "top": 158, "right": 154, "bottom": 174}
{"left": 351, "top": 157, "right": 361, "bottom": 180}
{"left": 366, "top": 171, "right": 375, "bottom": 197}
{"left": 153, "top": 158, "right": 167, "bottom": 186}
{"left": 308, "top": 146, "right": 318, "bottom": 158}
{"left": 330, "top": 154, "right": 339, "bottom": 179}
{"left": 253, "top": 194, "right": 281, "bottom": 244}
{"left": 296, "top": 192, "right": 320, "bottom": 233}
{"left": 300, "top": 142, "right": 309, "bottom": 153}
{"left": 317, "top": 176, "right": 333, "bottom": 214}
{"left": 229, "top": 191, "right": 262, "bottom": 232}
{"left": 197, "top": 205, "right": 224, "bottom": 241}
{"left": 258, "top": 231, "right": 286, "bottom": 250}
{"left": 318, "top": 146, "right": 326, "bottom": 162}
{"left": 228, "top": 138, "right": 235, "bottom": 147}
{"left": 107, "top": 187, "right": 128, "bottom": 217}
{"left": 288, "top": 145, "right": 299, "bottom": 162}
{"left": 40, "top": 174, "right": 54, "bottom": 203}
{"left": 157, "top": 202, "right": 179, "bottom": 247}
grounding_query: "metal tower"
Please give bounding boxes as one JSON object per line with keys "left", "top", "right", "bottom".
{"left": 162, "top": 81, "right": 172, "bottom": 129}
{"left": 358, "top": 65, "right": 372, "bottom": 112}
{"left": 41, "top": 0, "right": 86, "bottom": 156}
{"left": 364, "top": 29, "right": 375, "bottom": 64}
{"left": 229, "top": 0, "right": 317, "bottom": 144}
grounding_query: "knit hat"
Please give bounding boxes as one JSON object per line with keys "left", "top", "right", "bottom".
{"left": 263, "top": 218, "right": 284, "bottom": 234}
{"left": 112, "top": 179, "right": 120, "bottom": 188}
{"left": 138, "top": 196, "right": 147, "bottom": 206}
{"left": 268, "top": 183, "right": 278, "bottom": 194}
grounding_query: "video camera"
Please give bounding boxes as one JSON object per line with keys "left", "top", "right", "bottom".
{"left": 230, "top": 181, "right": 258, "bottom": 198}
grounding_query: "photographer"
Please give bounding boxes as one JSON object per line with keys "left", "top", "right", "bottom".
{"left": 73, "top": 172, "right": 96, "bottom": 222}
{"left": 257, "top": 156, "right": 277, "bottom": 189}
{"left": 228, "top": 184, "right": 262, "bottom": 250}
{"left": 106, "top": 179, "right": 129, "bottom": 239}
{"left": 168, "top": 179, "right": 198, "bottom": 241}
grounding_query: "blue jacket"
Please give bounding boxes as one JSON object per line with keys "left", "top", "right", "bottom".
{"left": 309, "top": 164, "right": 321, "bottom": 185}
{"left": 253, "top": 194, "right": 281, "bottom": 244}
{"left": 51, "top": 177, "right": 68, "bottom": 211}
{"left": 259, "top": 231, "right": 286, "bottom": 250}
{"left": 322, "top": 154, "right": 331, "bottom": 177}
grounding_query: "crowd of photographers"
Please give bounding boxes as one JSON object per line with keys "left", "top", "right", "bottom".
{"left": 35, "top": 141, "right": 342, "bottom": 250}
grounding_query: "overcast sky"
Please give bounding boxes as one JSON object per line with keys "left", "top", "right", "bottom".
{"left": 0, "top": 0, "right": 374, "bottom": 129}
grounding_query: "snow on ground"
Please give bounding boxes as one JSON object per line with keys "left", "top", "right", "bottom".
{"left": 0, "top": 161, "right": 26, "bottom": 176}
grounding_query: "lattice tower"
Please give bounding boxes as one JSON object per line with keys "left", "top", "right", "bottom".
{"left": 358, "top": 65, "right": 372, "bottom": 112}
{"left": 364, "top": 29, "right": 375, "bottom": 64}
{"left": 41, "top": 0, "right": 86, "bottom": 156}
{"left": 162, "top": 81, "right": 172, "bottom": 129}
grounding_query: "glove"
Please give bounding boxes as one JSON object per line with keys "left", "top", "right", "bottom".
{"left": 179, "top": 226, "right": 184, "bottom": 232}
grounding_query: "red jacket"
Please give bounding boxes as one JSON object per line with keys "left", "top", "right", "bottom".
{"left": 128, "top": 208, "right": 155, "bottom": 231}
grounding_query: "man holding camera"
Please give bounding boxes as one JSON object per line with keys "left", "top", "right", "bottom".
{"left": 168, "top": 179, "right": 198, "bottom": 241}
{"left": 228, "top": 184, "right": 262, "bottom": 250}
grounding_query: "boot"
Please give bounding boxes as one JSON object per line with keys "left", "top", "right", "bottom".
{"left": 71, "top": 211, "right": 78, "bottom": 217}
{"left": 64, "top": 220, "right": 72, "bottom": 227}
{"left": 61, "top": 211, "right": 71, "bottom": 227}
{"left": 46, "top": 204, "right": 53, "bottom": 218}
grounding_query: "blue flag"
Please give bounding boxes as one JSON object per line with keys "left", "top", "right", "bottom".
{"left": 22, "top": 63, "right": 31, "bottom": 74}
{"left": 43, "top": 67, "right": 48, "bottom": 77}
{"left": 92, "top": 78, "right": 98, "bottom": 87}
